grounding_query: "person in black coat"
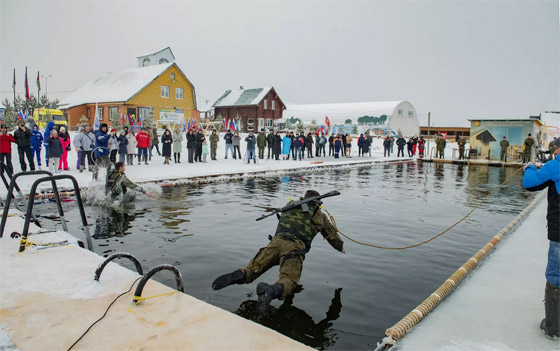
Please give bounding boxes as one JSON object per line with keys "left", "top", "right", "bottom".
{"left": 267, "top": 130, "right": 275, "bottom": 159}
{"left": 383, "top": 137, "right": 391, "bottom": 157}
{"left": 328, "top": 135, "right": 334, "bottom": 156}
{"left": 13, "top": 121, "right": 35, "bottom": 171}
{"left": 45, "top": 130, "right": 63, "bottom": 173}
{"left": 161, "top": 129, "right": 173, "bottom": 164}
{"left": 407, "top": 138, "right": 414, "bottom": 157}
{"left": 273, "top": 132, "right": 282, "bottom": 160}
{"left": 396, "top": 136, "right": 406, "bottom": 157}
{"left": 195, "top": 130, "right": 205, "bottom": 162}
{"left": 186, "top": 129, "right": 196, "bottom": 163}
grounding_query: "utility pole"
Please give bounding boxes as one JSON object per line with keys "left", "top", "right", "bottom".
{"left": 427, "top": 112, "right": 431, "bottom": 158}
{"left": 42, "top": 74, "right": 52, "bottom": 100}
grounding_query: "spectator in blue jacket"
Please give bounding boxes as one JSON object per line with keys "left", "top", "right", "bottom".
{"left": 245, "top": 132, "right": 257, "bottom": 164}
{"left": 93, "top": 123, "right": 111, "bottom": 180}
{"left": 31, "top": 124, "right": 43, "bottom": 168}
{"left": 522, "top": 138, "right": 560, "bottom": 339}
{"left": 43, "top": 121, "right": 56, "bottom": 167}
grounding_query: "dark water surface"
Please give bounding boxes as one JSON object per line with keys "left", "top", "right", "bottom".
{"left": 42, "top": 162, "right": 535, "bottom": 350}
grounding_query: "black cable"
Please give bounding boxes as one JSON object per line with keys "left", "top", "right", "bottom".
{"left": 67, "top": 277, "right": 142, "bottom": 351}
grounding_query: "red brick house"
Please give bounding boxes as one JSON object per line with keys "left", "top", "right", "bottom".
{"left": 212, "top": 87, "right": 286, "bottom": 132}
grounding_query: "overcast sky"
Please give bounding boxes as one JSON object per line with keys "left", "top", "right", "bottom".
{"left": 1, "top": 0, "right": 558, "bottom": 126}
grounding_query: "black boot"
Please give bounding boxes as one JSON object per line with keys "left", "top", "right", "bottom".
{"left": 178, "top": 153, "right": 181, "bottom": 163}
{"left": 541, "top": 281, "right": 560, "bottom": 339}
{"left": 256, "top": 282, "right": 283, "bottom": 315}
{"left": 212, "top": 269, "right": 245, "bottom": 290}
{"left": 174, "top": 154, "right": 177, "bottom": 163}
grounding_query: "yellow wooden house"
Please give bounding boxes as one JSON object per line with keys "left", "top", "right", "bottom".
{"left": 60, "top": 60, "right": 197, "bottom": 129}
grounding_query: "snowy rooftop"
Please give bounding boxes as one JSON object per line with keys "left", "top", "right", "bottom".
{"left": 284, "top": 101, "right": 405, "bottom": 124}
{"left": 212, "top": 87, "right": 273, "bottom": 107}
{"left": 136, "top": 46, "right": 175, "bottom": 59}
{"left": 60, "top": 62, "right": 174, "bottom": 108}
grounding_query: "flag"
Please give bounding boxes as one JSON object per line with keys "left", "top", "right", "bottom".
{"left": 187, "top": 118, "right": 191, "bottom": 131}
{"left": 138, "top": 113, "right": 142, "bottom": 127}
{"left": 192, "top": 120, "right": 198, "bottom": 131}
{"left": 94, "top": 103, "right": 100, "bottom": 129}
{"left": 125, "top": 114, "right": 130, "bottom": 127}
{"left": 325, "top": 116, "right": 331, "bottom": 127}
{"left": 18, "top": 110, "right": 25, "bottom": 120}
{"left": 229, "top": 119, "right": 236, "bottom": 132}
{"left": 12, "top": 69, "right": 16, "bottom": 93}
{"left": 24, "top": 67, "right": 30, "bottom": 100}
{"left": 121, "top": 113, "right": 125, "bottom": 125}
{"left": 36, "top": 71, "right": 40, "bottom": 91}
{"left": 224, "top": 116, "right": 229, "bottom": 131}
{"left": 182, "top": 119, "right": 186, "bottom": 132}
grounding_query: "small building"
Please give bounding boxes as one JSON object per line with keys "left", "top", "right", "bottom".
{"left": 283, "top": 101, "right": 419, "bottom": 136}
{"left": 419, "top": 126, "right": 470, "bottom": 140}
{"left": 212, "top": 87, "right": 286, "bottom": 133}
{"left": 468, "top": 118, "right": 544, "bottom": 161}
{"left": 60, "top": 61, "right": 197, "bottom": 129}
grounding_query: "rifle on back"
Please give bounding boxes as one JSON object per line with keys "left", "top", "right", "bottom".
{"left": 255, "top": 190, "right": 341, "bottom": 221}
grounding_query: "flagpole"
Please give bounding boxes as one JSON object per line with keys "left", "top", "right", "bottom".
{"left": 13, "top": 68, "right": 16, "bottom": 106}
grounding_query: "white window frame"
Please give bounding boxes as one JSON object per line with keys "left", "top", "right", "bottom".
{"left": 265, "top": 119, "right": 273, "bottom": 128}
{"left": 398, "top": 109, "right": 403, "bottom": 116}
{"left": 176, "top": 88, "right": 184, "bottom": 100}
{"left": 109, "top": 106, "right": 119, "bottom": 120}
{"left": 258, "top": 118, "right": 264, "bottom": 130}
{"left": 98, "top": 107, "right": 104, "bottom": 121}
{"left": 247, "top": 118, "right": 255, "bottom": 125}
{"left": 161, "top": 86, "right": 169, "bottom": 98}
{"left": 271, "top": 101, "right": 275, "bottom": 110}
{"left": 264, "top": 100, "right": 268, "bottom": 109}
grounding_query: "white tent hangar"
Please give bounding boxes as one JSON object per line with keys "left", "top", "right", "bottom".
{"left": 284, "top": 101, "right": 420, "bottom": 136}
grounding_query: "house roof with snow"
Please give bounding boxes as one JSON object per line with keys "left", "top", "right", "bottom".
{"left": 212, "top": 87, "right": 276, "bottom": 108}
{"left": 136, "top": 47, "right": 175, "bottom": 60}
{"left": 60, "top": 62, "right": 180, "bottom": 109}
{"left": 284, "top": 101, "right": 408, "bottom": 124}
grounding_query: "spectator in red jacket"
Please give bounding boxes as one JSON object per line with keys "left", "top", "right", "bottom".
{"left": 135, "top": 127, "right": 151, "bottom": 165}
{"left": 0, "top": 124, "right": 16, "bottom": 174}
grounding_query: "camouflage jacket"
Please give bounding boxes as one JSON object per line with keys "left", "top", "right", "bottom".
{"left": 500, "top": 140, "right": 510, "bottom": 151}
{"left": 106, "top": 170, "right": 143, "bottom": 196}
{"left": 274, "top": 200, "right": 344, "bottom": 252}
{"left": 209, "top": 134, "right": 219, "bottom": 147}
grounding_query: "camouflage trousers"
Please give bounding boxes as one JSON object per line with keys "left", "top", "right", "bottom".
{"left": 210, "top": 146, "right": 217, "bottom": 159}
{"left": 241, "top": 236, "right": 306, "bottom": 298}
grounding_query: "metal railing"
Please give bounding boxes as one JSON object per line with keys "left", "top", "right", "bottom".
{"left": 0, "top": 170, "right": 56, "bottom": 236}
{"left": 17, "top": 174, "right": 93, "bottom": 252}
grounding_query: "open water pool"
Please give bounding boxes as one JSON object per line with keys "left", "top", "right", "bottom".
{"left": 41, "top": 161, "right": 536, "bottom": 350}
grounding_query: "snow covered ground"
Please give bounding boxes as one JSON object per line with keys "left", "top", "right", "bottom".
{"left": 0, "top": 131, "right": 464, "bottom": 196}
{"left": 397, "top": 197, "right": 558, "bottom": 351}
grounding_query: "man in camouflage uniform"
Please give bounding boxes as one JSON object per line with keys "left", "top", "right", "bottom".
{"left": 500, "top": 136, "right": 510, "bottom": 162}
{"left": 457, "top": 137, "right": 467, "bottom": 160}
{"left": 257, "top": 128, "right": 267, "bottom": 159}
{"left": 212, "top": 190, "right": 345, "bottom": 314}
{"left": 106, "top": 162, "right": 154, "bottom": 207}
{"left": 522, "top": 133, "right": 534, "bottom": 163}
{"left": 436, "top": 134, "right": 446, "bottom": 159}
{"left": 209, "top": 130, "right": 219, "bottom": 161}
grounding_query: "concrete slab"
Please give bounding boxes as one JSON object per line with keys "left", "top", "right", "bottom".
{"left": 0, "top": 211, "right": 312, "bottom": 351}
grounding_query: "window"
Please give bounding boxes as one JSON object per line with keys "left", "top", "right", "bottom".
{"left": 408, "top": 111, "right": 414, "bottom": 118}
{"left": 159, "top": 58, "right": 169, "bottom": 64}
{"left": 247, "top": 118, "right": 255, "bottom": 125}
{"left": 176, "top": 88, "right": 184, "bottom": 100}
{"left": 98, "top": 107, "right": 104, "bottom": 121}
{"left": 161, "top": 86, "right": 169, "bottom": 98}
{"left": 138, "top": 107, "right": 153, "bottom": 122}
{"left": 109, "top": 107, "right": 119, "bottom": 120}
{"left": 264, "top": 100, "right": 268, "bottom": 109}
{"left": 142, "top": 58, "right": 151, "bottom": 67}
{"left": 271, "top": 101, "right": 275, "bottom": 110}
{"left": 258, "top": 118, "right": 264, "bottom": 130}
{"left": 265, "top": 119, "right": 273, "bottom": 128}
{"left": 398, "top": 109, "right": 403, "bottom": 116}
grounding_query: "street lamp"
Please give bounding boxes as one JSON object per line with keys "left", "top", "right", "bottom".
{"left": 41, "top": 74, "right": 52, "bottom": 100}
